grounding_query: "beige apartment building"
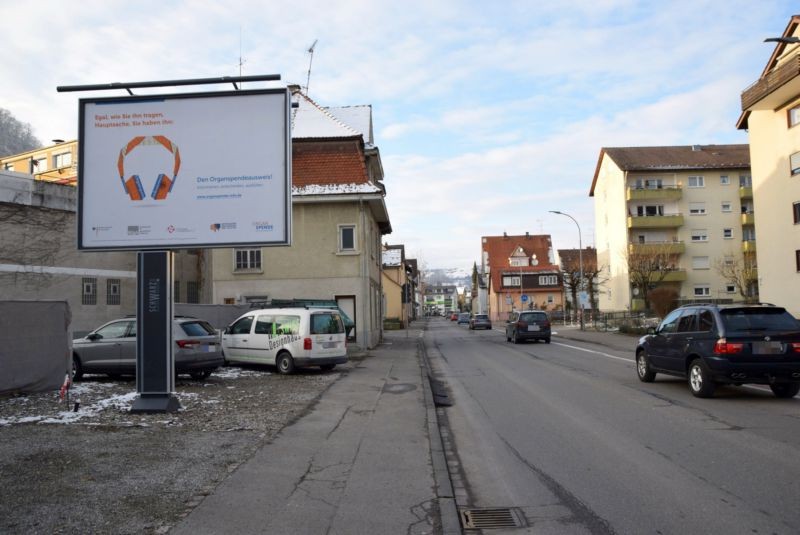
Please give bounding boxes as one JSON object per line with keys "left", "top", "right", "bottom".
{"left": 0, "top": 140, "right": 78, "bottom": 185}
{"left": 737, "top": 15, "right": 800, "bottom": 318}
{"left": 590, "top": 145, "right": 755, "bottom": 312}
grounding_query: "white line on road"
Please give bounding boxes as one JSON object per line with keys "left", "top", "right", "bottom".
{"left": 551, "top": 341, "right": 633, "bottom": 363}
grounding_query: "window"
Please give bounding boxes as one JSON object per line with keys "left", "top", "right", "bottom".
{"left": 174, "top": 281, "right": 180, "bottom": 303}
{"left": 743, "top": 227, "right": 756, "bottom": 241}
{"left": 690, "top": 229, "right": 708, "bottom": 242}
{"left": 693, "top": 285, "right": 710, "bottom": 297}
{"left": 644, "top": 178, "right": 663, "bottom": 189}
{"left": 509, "top": 257, "right": 527, "bottom": 267}
{"left": 689, "top": 202, "right": 706, "bottom": 215}
{"left": 3, "top": 162, "right": 13, "bottom": 171}
{"left": 538, "top": 275, "right": 558, "bottom": 285}
{"left": 636, "top": 205, "right": 664, "bottom": 216}
{"left": 789, "top": 105, "right": 800, "bottom": 127}
{"left": 32, "top": 157, "right": 47, "bottom": 172}
{"left": 106, "top": 279, "right": 121, "bottom": 305}
{"left": 187, "top": 281, "right": 200, "bottom": 304}
{"left": 721, "top": 201, "right": 732, "bottom": 213}
{"left": 794, "top": 202, "right": 800, "bottom": 224}
{"left": 723, "top": 228, "right": 733, "bottom": 239}
{"left": 82, "top": 277, "right": 97, "bottom": 305}
{"left": 502, "top": 276, "right": 520, "bottom": 287}
{"left": 547, "top": 294, "right": 554, "bottom": 304}
{"left": 720, "top": 175, "right": 730, "bottom": 185}
{"left": 659, "top": 309, "right": 682, "bottom": 334}
{"left": 791, "top": 152, "right": 800, "bottom": 176}
{"left": 677, "top": 312, "right": 696, "bottom": 333}
{"left": 796, "top": 250, "right": 800, "bottom": 272}
{"left": 53, "top": 152, "right": 72, "bottom": 168}
{"left": 688, "top": 176, "right": 705, "bottom": 188}
{"left": 235, "top": 248, "right": 261, "bottom": 270}
{"left": 692, "top": 256, "right": 710, "bottom": 269}
{"left": 339, "top": 225, "right": 356, "bottom": 252}
{"left": 698, "top": 310, "right": 714, "bottom": 332}
{"left": 230, "top": 316, "right": 254, "bottom": 335}
{"left": 726, "top": 284, "right": 736, "bottom": 294}
{"left": 739, "top": 175, "right": 752, "bottom": 187}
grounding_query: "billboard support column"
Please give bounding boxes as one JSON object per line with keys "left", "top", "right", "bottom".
{"left": 131, "top": 251, "right": 179, "bottom": 413}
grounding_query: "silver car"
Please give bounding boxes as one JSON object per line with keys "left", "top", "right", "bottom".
{"left": 71, "top": 316, "right": 223, "bottom": 380}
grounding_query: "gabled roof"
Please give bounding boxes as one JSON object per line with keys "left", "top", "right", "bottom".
{"left": 325, "top": 105, "right": 374, "bottom": 147}
{"left": 481, "top": 234, "right": 557, "bottom": 291}
{"left": 589, "top": 144, "right": 750, "bottom": 196}
{"left": 291, "top": 88, "right": 363, "bottom": 140}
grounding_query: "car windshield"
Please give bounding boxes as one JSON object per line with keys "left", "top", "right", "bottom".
{"left": 311, "top": 313, "right": 344, "bottom": 334}
{"left": 720, "top": 308, "right": 800, "bottom": 332}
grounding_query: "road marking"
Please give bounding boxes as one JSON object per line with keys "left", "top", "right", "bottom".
{"left": 551, "top": 341, "right": 633, "bottom": 363}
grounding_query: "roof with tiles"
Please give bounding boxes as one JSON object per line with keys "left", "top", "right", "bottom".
{"left": 590, "top": 144, "right": 750, "bottom": 196}
{"left": 482, "top": 234, "right": 558, "bottom": 291}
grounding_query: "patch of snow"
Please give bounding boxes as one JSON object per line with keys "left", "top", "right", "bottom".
{"left": 292, "top": 183, "right": 381, "bottom": 196}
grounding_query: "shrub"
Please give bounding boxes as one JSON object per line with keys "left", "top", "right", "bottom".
{"left": 648, "top": 287, "right": 679, "bottom": 319}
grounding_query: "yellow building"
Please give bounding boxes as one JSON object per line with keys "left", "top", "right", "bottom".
{"left": 0, "top": 140, "right": 78, "bottom": 185}
{"left": 381, "top": 244, "right": 411, "bottom": 328}
{"left": 737, "top": 15, "right": 800, "bottom": 318}
{"left": 590, "top": 145, "right": 755, "bottom": 312}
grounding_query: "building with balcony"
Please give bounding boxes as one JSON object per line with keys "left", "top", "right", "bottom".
{"left": 0, "top": 140, "right": 78, "bottom": 185}
{"left": 590, "top": 144, "right": 755, "bottom": 311}
{"left": 737, "top": 15, "right": 800, "bottom": 318}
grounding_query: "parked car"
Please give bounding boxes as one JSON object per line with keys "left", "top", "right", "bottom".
{"left": 635, "top": 303, "right": 800, "bottom": 398}
{"left": 457, "top": 312, "right": 471, "bottom": 325}
{"left": 469, "top": 314, "right": 492, "bottom": 330}
{"left": 450, "top": 313, "right": 458, "bottom": 321}
{"left": 505, "top": 310, "right": 551, "bottom": 343}
{"left": 72, "top": 316, "right": 223, "bottom": 380}
{"left": 222, "top": 307, "right": 347, "bottom": 374}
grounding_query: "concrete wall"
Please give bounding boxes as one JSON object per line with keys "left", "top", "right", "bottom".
{"left": 0, "top": 301, "right": 70, "bottom": 395}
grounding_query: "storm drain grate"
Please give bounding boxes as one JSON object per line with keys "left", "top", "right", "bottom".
{"left": 460, "top": 507, "right": 525, "bottom": 529}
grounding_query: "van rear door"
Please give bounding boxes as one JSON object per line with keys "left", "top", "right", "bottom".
{"left": 309, "top": 312, "right": 346, "bottom": 358}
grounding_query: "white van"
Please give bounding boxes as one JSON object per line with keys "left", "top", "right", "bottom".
{"left": 221, "top": 307, "right": 348, "bottom": 374}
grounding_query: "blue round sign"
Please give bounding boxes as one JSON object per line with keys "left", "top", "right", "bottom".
{"left": 521, "top": 294, "right": 528, "bottom": 302}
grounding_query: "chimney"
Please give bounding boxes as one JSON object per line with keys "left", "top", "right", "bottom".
{"left": 525, "top": 231, "right": 529, "bottom": 239}
{"left": 503, "top": 232, "right": 507, "bottom": 238}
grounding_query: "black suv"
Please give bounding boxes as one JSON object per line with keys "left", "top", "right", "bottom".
{"left": 635, "top": 304, "right": 800, "bottom": 398}
{"left": 505, "top": 310, "right": 551, "bottom": 344}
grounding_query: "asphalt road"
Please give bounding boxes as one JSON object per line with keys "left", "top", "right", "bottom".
{"left": 424, "top": 318, "right": 800, "bottom": 534}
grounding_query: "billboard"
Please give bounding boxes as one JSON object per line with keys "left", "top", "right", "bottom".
{"left": 78, "top": 88, "right": 291, "bottom": 250}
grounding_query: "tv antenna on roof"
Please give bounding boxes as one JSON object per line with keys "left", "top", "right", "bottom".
{"left": 305, "top": 39, "right": 318, "bottom": 94}
{"left": 237, "top": 26, "right": 247, "bottom": 88}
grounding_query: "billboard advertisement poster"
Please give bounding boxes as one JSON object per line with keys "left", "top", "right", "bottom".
{"left": 78, "top": 88, "right": 291, "bottom": 250}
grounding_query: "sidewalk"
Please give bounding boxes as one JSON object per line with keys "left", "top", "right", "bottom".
{"left": 171, "top": 326, "right": 449, "bottom": 535}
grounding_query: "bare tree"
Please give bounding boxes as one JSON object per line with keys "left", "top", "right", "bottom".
{"left": 714, "top": 253, "right": 758, "bottom": 303}
{"left": 622, "top": 243, "right": 680, "bottom": 311}
{"left": 0, "top": 108, "right": 41, "bottom": 157}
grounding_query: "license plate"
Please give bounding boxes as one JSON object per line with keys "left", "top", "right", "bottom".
{"left": 322, "top": 342, "right": 337, "bottom": 349}
{"left": 528, "top": 325, "right": 540, "bottom": 332}
{"left": 752, "top": 341, "right": 783, "bottom": 355}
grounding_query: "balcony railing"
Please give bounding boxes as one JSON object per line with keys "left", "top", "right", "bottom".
{"left": 626, "top": 186, "right": 682, "bottom": 202}
{"left": 627, "top": 214, "right": 684, "bottom": 229}
{"left": 739, "top": 186, "right": 753, "bottom": 199}
{"left": 741, "top": 212, "right": 755, "bottom": 226}
{"left": 741, "top": 54, "right": 800, "bottom": 110}
{"left": 742, "top": 240, "right": 757, "bottom": 254}
{"left": 658, "top": 269, "right": 687, "bottom": 282}
{"left": 628, "top": 241, "right": 685, "bottom": 255}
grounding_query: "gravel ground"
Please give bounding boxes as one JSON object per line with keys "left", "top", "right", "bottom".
{"left": 0, "top": 361, "right": 355, "bottom": 534}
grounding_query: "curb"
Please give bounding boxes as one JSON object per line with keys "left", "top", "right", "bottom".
{"left": 418, "top": 333, "right": 462, "bottom": 535}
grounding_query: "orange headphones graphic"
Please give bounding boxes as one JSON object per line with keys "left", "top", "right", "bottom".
{"left": 117, "top": 135, "right": 181, "bottom": 200}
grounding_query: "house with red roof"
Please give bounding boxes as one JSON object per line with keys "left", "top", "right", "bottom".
{"left": 209, "top": 87, "right": 391, "bottom": 350}
{"left": 481, "top": 233, "right": 564, "bottom": 322}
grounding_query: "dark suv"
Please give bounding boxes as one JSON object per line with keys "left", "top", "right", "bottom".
{"left": 636, "top": 304, "right": 800, "bottom": 398}
{"left": 505, "top": 310, "right": 551, "bottom": 344}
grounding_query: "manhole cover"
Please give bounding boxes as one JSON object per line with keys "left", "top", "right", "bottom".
{"left": 460, "top": 507, "right": 525, "bottom": 529}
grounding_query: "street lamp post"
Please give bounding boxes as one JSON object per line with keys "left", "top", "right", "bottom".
{"left": 550, "top": 210, "right": 584, "bottom": 330}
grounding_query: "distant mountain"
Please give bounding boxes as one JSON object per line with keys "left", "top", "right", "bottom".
{"left": 424, "top": 267, "right": 471, "bottom": 287}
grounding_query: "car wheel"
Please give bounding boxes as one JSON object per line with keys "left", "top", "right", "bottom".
{"left": 72, "top": 355, "right": 83, "bottom": 381}
{"left": 190, "top": 370, "right": 212, "bottom": 380}
{"left": 544, "top": 337, "right": 551, "bottom": 344}
{"left": 770, "top": 382, "right": 800, "bottom": 398}
{"left": 688, "top": 359, "right": 716, "bottom": 398}
{"left": 512, "top": 330, "right": 521, "bottom": 344}
{"left": 506, "top": 331, "right": 511, "bottom": 342}
{"left": 320, "top": 364, "right": 336, "bottom": 372}
{"left": 276, "top": 352, "right": 295, "bottom": 375}
{"left": 635, "top": 350, "right": 656, "bottom": 382}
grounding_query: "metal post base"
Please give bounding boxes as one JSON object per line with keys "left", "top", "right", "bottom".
{"left": 130, "top": 394, "right": 181, "bottom": 414}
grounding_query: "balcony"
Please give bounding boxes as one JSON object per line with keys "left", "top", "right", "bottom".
{"left": 628, "top": 241, "right": 685, "bottom": 255}
{"left": 741, "top": 212, "right": 755, "bottom": 226}
{"left": 627, "top": 214, "right": 684, "bottom": 229}
{"left": 744, "top": 268, "right": 758, "bottom": 280}
{"left": 741, "top": 54, "right": 800, "bottom": 110}
{"left": 657, "top": 269, "right": 688, "bottom": 282}
{"left": 742, "top": 240, "right": 757, "bottom": 254}
{"left": 739, "top": 186, "right": 753, "bottom": 199}
{"left": 626, "top": 186, "right": 682, "bottom": 202}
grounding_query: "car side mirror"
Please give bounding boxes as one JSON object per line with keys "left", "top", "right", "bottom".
{"left": 87, "top": 333, "right": 101, "bottom": 341}
{"left": 648, "top": 326, "right": 657, "bottom": 335}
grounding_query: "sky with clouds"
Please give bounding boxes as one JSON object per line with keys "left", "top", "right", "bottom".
{"left": 1, "top": 0, "right": 797, "bottom": 273}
